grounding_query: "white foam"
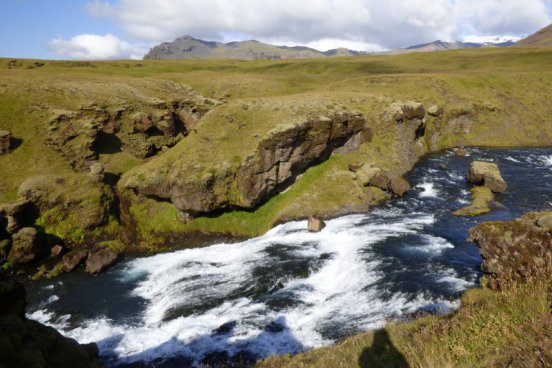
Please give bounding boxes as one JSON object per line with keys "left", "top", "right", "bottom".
{"left": 417, "top": 182, "right": 439, "bottom": 198}
{"left": 541, "top": 155, "right": 552, "bottom": 166}
{"left": 46, "top": 295, "right": 59, "bottom": 304}
{"left": 505, "top": 156, "right": 521, "bottom": 163}
{"left": 411, "top": 235, "right": 454, "bottom": 254}
{"left": 28, "top": 208, "right": 477, "bottom": 367}
{"left": 436, "top": 269, "right": 476, "bottom": 292}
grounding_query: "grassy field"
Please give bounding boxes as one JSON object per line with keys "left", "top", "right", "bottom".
{"left": 2, "top": 47, "right": 552, "bottom": 242}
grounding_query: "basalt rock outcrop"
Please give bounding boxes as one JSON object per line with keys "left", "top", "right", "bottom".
{"left": 468, "top": 211, "right": 552, "bottom": 290}
{"left": 46, "top": 96, "right": 219, "bottom": 171}
{"left": 121, "top": 111, "right": 370, "bottom": 217}
{"left": 0, "top": 274, "right": 102, "bottom": 368}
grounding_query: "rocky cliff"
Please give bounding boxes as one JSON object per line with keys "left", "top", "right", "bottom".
{"left": 0, "top": 274, "right": 102, "bottom": 368}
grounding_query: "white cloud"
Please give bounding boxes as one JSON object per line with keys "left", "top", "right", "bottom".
{"left": 48, "top": 34, "right": 146, "bottom": 60}
{"left": 85, "top": 0, "right": 551, "bottom": 51}
{"left": 462, "top": 35, "right": 521, "bottom": 44}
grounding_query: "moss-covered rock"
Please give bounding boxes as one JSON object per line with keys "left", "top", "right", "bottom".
{"left": 18, "top": 174, "right": 112, "bottom": 243}
{"left": 453, "top": 186, "right": 494, "bottom": 216}
{"left": 7, "top": 227, "right": 44, "bottom": 265}
{"left": 468, "top": 211, "right": 552, "bottom": 290}
{"left": 120, "top": 110, "right": 369, "bottom": 216}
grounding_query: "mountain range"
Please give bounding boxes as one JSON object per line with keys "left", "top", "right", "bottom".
{"left": 143, "top": 24, "right": 551, "bottom": 60}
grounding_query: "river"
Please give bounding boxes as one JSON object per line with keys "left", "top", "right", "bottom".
{"left": 25, "top": 147, "right": 552, "bottom": 367}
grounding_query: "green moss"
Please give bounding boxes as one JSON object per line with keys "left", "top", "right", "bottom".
{"left": 46, "top": 263, "right": 64, "bottom": 279}
{"left": 453, "top": 186, "right": 494, "bottom": 216}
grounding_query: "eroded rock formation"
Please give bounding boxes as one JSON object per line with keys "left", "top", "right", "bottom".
{"left": 121, "top": 111, "right": 370, "bottom": 216}
{"left": 469, "top": 211, "right": 552, "bottom": 290}
{"left": 46, "top": 97, "right": 219, "bottom": 171}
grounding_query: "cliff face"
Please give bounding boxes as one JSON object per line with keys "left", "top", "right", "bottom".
{"left": 0, "top": 274, "right": 102, "bottom": 368}
{"left": 119, "top": 111, "right": 370, "bottom": 216}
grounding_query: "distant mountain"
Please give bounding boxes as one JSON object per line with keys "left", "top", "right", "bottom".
{"left": 516, "top": 24, "right": 552, "bottom": 47}
{"left": 144, "top": 35, "right": 364, "bottom": 60}
{"left": 144, "top": 35, "right": 517, "bottom": 60}
{"left": 384, "top": 39, "right": 515, "bottom": 55}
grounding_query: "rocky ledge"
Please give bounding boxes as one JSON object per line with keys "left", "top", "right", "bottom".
{"left": 0, "top": 274, "right": 102, "bottom": 367}
{"left": 120, "top": 110, "right": 371, "bottom": 216}
{"left": 468, "top": 211, "right": 552, "bottom": 290}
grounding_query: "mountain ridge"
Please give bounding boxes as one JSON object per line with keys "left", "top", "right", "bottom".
{"left": 143, "top": 35, "right": 514, "bottom": 60}
{"left": 516, "top": 23, "right": 552, "bottom": 46}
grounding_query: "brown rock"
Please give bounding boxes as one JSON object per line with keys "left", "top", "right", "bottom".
{"left": 0, "top": 130, "right": 11, "bottom": 154}
{"left": 0, "top": 239, "right": 11, "bottom": 262}
{"left": 0, "top": 199, "right": 38, "bottom": 234}
{"left": 467, "top": 161, "right": 507, "bottom": 193}
{"left": 348, "top": 162, "right": 364, "bottom": 173}
{"left": 307, "top": 216, "right": 326, "bottom": 232}
{"left": 388, "top": 101, "right": 425, "bottom": 122}
{"left": 455, "top": 148, "right": 467, "bottom": 157}
{"left": 427, "top": 105, "right": 444, "bottom": 117}
{"left": 7, "top": 227, "right": 43, "bottom": 265}
{"left": 389, "top": 177, "right": 411, "bottom": 196}
{"left": 62, "top": 250, "right": 88, "bottom": 272}
{"left": 50, "top": 244, "right": 63, "bottom": 257}
{"left": 370, "top": 173, "right": 391, "bottom": 191}
{"left": 85, "top": 248, "right": 118, "bottom": 274}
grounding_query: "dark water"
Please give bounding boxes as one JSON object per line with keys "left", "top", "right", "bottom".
{"left": 26, "top": 148, "right": 552, "bottom": 367}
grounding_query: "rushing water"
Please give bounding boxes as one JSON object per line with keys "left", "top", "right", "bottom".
{"left": 26, "top": 148, "right": 552, "bottom": 367}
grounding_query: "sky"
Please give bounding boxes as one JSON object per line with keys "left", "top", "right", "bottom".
{"left": 1, "top": 0, "right": 551, "bottom": 60}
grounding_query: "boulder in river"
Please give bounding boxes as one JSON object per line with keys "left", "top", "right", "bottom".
{"left": 467, "top": 161, "right": 507, "bottom": 192}
{"left": 389, "top": 177, "right": 411, "bottom": 196}
{"left": 455, "top": 148, "right": 467, "bottom": 157}
{"left": 7, "top": 227, "right": 43, "bottom": 265}
{"left": 62, "top": 249, "right": 88, "bottom": 272}
{"left": 307, "top": 216, "right": 326, "bottom": 232}
{"left": 453, "top": 186, "right": 494, "bottom": 216}
{"left": 85, "top": 248, "right": 118, "bottom": 274}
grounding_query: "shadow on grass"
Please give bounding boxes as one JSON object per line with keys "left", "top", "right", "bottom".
{"left": 358, "top": 329, "right": 409, "bottom": 368}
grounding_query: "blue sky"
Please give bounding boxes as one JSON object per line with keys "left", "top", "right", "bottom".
{"left": 0, "top": 1, "right": 116, "bottom": 58}
{"left": 1, "top": 0, "right": 551, "bottom": 60}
